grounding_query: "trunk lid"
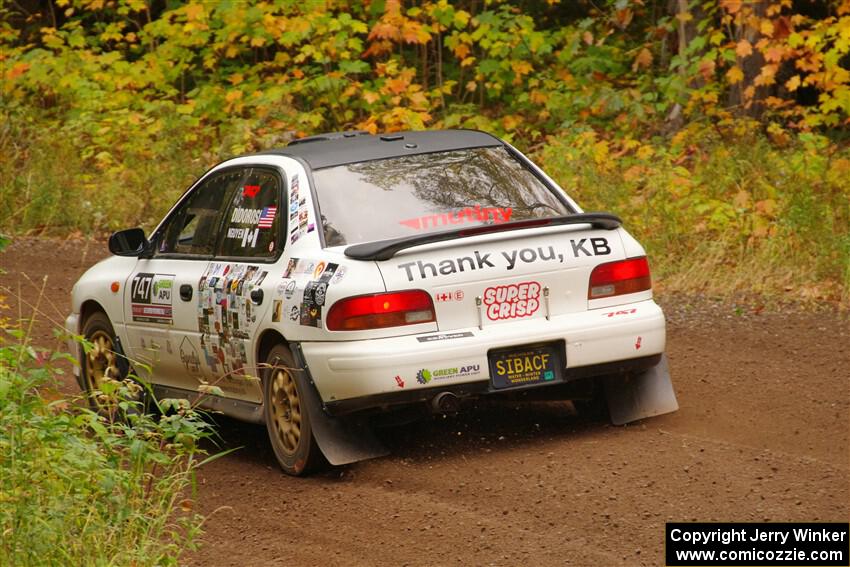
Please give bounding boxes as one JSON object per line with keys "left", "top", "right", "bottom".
{"left": 376, "top": 226, "right": 625, "bottom": 330}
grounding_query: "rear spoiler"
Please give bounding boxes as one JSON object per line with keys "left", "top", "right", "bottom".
{"left": 344, "top": 212, "right": 622, "bottom": 261}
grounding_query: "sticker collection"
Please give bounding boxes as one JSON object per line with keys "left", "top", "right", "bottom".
{"left": 288, "top": 174, "right": 316, "bottom": 245}
{"left": 196, "top": 262, "right": 268, "bottom": 390}
{"left": 274, "top": 257, "right": 347, "bottom": 329}
{"left": 224, "top": 183, "right": 278, "bottom": 250}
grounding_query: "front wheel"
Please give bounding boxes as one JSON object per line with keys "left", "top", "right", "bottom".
{"left": 81, "top": 311, "right": 125, "bottom": 409}
{"left": 263, "top": 344, "right": 324, "bottom": 476}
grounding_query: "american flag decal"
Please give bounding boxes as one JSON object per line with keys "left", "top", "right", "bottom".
{"left": 258, "top": 206, "right": 277, "bottom": 228}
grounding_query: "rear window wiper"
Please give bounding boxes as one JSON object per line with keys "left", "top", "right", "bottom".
{"left": 344, "top": 212, "right": 622, "bottom": 261}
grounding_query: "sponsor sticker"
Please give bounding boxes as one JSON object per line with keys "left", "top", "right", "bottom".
{"left": 416, "top": 332, "right": 474, "bottom": 343}
{"left": 131, "top": 273, "right": 175, "bottom": 324}
{"left": 416, "top": 364, "right": 481, "bottom": 384}
{"left": 399, "top": 206, "right": 512, "bottom": 230}
{"left": 435, "top": 290, "right": 464, "bottom": 302}
{"left": 483, "top": 281, "right": 541, "bottom": 320}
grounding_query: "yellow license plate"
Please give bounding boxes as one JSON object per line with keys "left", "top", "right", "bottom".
{"left": 488, "top": 343, "right": 563, "bottom": 390}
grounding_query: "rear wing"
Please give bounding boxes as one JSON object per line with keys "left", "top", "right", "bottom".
{"left": 344, "top": 212, "right": 622, "bottom": 261}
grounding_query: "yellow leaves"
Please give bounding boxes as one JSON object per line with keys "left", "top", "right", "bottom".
{"left": 225, "top": 90, "right": 243, "bottom": 103}
{"left": 676, "top": 11, "right": 693, "bottom": 23}
{"left": 453, "top": 43, "right": 470, "bottom": 59}
{"left": 362, "top": 91, "right": 381, "bottom": 104}
{"left": 754, "top": 63, "right": 778, "bottom": 86}
{"left": 511, "top": 60, "right": 533, "bottom": 84}
{"left": 636, "top": 144, "right": 655, "bottom": 160}
{"left": 400, "top": 20, "right": 431, "bottom": 45}
{"left": 591, "top": 140, "right": 609, "bottom": 165}
{"left": 760, "top": 19, "right": 775, "bottom": 38}
{"left": 735, "top": 39, "right": 753, "bottom": 57}
{"left": 785, "top": 75, "right": 801, "bottom": 91}
{"left": 229, "top": 73, "right": 244, "bottom": 86}
{"left": 726, "top": 65, "right": 744, "bottom": 84}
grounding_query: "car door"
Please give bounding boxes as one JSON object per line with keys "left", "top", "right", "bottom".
{"left": 193, "top": 166, "right": 284, "bottom": 403}
{"left": 123, "top": 168, "right": 243, "bottom": 392}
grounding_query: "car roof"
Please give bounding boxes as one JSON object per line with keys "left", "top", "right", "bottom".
{"left": 258, "top": 129, "right": 504, "bottom": 170}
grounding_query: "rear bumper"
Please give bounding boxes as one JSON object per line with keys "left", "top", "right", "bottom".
{"left": 301, "top": 299, "right": 666, "bottom": 410}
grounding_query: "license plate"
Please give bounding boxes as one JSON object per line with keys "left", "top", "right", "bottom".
{"left": 488, "top": 343, "right": 564, "bottom": 390}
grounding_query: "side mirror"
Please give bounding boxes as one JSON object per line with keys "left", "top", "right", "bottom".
{"left": 108, "top": 228, "right": 149, "bottom": 257}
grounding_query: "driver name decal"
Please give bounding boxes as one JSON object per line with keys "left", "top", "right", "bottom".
{"left": 397, "top": 238, "right": 612, "bottom": 282}
{"left": 483, "top": 281, "right": 541, "bottom": 320}
{"left": 130, "top": 273, "right": 175, "bottom": 324}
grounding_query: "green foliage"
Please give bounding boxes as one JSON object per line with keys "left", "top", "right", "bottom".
{"left": 0, "top": 0, "right": 846, "bottom": 303}
{"left": 540, "top": 120, "right": 850, "bottom": 304}
{"left": 0, "top": 327, "right": 214, "bottom": 566}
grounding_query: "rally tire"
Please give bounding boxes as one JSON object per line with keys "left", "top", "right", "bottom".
{"left": 263, "top": 344, "right": 324, "bottom": 476}
{"left": 80, "top": 310, "right": 126, "bottom": 410}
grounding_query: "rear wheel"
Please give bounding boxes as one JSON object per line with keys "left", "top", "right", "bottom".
{"left": 263, "top": 344, "right": 324, "bottom": 475}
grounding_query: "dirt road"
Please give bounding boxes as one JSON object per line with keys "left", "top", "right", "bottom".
{"left": 2, "top": 238, "right": 848, "bottom": 567}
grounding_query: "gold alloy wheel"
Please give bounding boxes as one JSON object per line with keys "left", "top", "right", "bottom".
{"left": 270, "top": 366, "right": 302, "bottom": 454}
{"left": 86, "top": 330, "right": 120, "bottom": 391}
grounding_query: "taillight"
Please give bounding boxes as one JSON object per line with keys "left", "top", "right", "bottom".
{"left": 327, "top": 290, "right": 436, "bottom": 331}
{"left": 588, "top": 256, "right": 651, "bottom": 299}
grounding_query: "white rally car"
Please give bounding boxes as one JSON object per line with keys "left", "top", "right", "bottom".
{"left": 66, "top": 130, "right": 678, "bottom": 475}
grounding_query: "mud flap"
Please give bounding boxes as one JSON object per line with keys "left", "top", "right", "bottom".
{"left": 297, "top": 376, "right": 389, "bottom": 466}
{"left": 603, "top": 353, "right": 678, "bottom": 425}
{"left": 289, "top": 342, "right": 389, "bottom": 466}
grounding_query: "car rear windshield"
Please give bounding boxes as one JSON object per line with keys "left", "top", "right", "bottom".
{"left": 311, "top": 146, "right": 572, "bottom": 246}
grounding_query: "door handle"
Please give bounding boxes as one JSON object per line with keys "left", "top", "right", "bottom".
{"left": 250, "top": 288, "right": 264, "bottom": 305}
{"left": 179, "top": 284, "right": 193, "bottom": 302}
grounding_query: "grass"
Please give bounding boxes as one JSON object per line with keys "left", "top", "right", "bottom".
{"left": 0, "top": 277, "right": 218, "bottom": 566}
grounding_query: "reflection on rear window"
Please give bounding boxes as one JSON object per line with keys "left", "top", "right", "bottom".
{"left": 311, "top": 147, "right": 571, "bottom": 246}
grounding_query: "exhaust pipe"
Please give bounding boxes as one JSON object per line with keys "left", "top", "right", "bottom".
{"left": 431, "top": 391, "right": 460, "bottom": 414}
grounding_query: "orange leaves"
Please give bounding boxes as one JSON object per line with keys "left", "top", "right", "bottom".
{"left": 6, "top": 62, "right": 29, "bottom": 80}
{"left": 720, "top": 0, "right": 742, "bottom": 15}
{"left": 726, "top": 66, "right": 744, "bottom": 85}
{"left": 184, "top": 3, "right": 205, "bottom": 21}
{"left": 698, "top": 59, "right": 716, "bottom": 82}
{"left": 510, "top": 60, "right": 532, "bottom": 85}
{"left": 785, "top": 75, "right": 801, "bottom": 92}
{"left": 632, "top": 47, "right": 653, "bottom": 71}
{"left": 367, "top": 0, "right": 432, "bottom": 56}
{"left": 735, "top": 40, "right": 752, "bottom": 57}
